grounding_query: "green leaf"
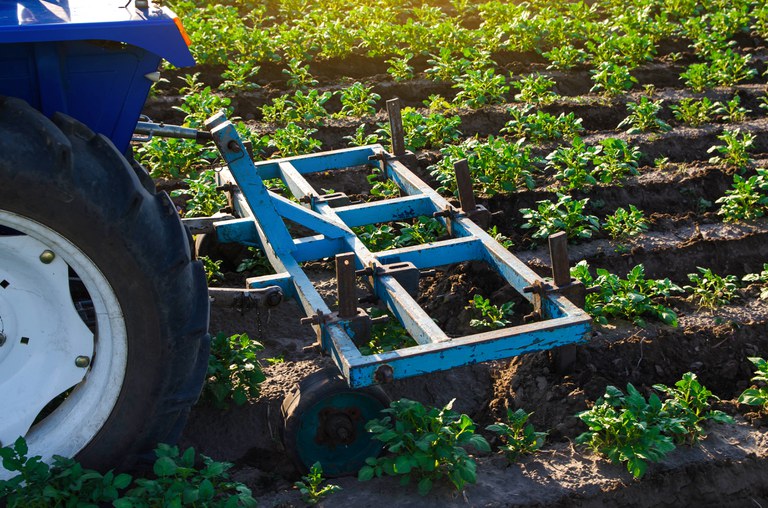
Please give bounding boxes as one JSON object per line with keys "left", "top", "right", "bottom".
{"left": 153, "top": 456, "right": 178, "bottom": 477}
{"left": 417, "top": 477, "right": 433, "bottom": 496}
{"left": 358, "top": 465, "right": 375, "bottom": 482}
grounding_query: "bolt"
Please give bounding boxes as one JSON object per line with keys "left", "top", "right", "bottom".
{"left": 0, "top": 332, "right": 6, "bottom": 347}
{"left": 374, "top": 364, "right": 394, "bottom": 384}
{"left": 39, "top": 250, "right": 55, "bottom": 264}
{"left": 227, "top": 140, "right": 242, "bottom": 153}
{"left": 75, "top": 356, "right": 91, "bottom": 368}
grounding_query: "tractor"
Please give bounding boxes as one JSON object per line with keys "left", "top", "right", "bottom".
{"left": 0, "top": 0, "right": 591, "bottom": 477}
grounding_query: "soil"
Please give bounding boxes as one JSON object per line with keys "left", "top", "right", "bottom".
{"left": 155, "top": 32, "right": 768, "bottom": 508}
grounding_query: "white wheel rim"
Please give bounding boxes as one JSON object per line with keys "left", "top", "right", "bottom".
{"left": 0, "top": 210, "right": 127, "bottom": 477}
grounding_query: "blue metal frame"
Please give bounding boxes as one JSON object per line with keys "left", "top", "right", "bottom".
{"left": 206, "top": 113, "right": 591, "bottom": 389}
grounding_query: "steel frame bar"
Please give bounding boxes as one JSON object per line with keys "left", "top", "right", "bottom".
{"left": 206, "top": 113, "right": 590, "bottom": 388}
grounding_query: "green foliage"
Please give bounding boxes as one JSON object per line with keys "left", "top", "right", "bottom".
{"left": 220, "top": 58, "right": 260, "bottom": 92}
{"left": 354, "top": 223, "right": 398, "bottom": 251}
{"left": 387, "top": 53, "right": 415, "bottom": 81}
{"left": 466, "top": 294, "right": 515, "bottom": 331}
{"left": 396, "top": 216, "right": 447, "bottom": 246}
{"left": 592, "top": 138, "right": 642, "bottom": 184}
{"left": 617, "top": 97, "right": 671, "bottom": 134}
{"left": 430, "top": 136, "right": 539, "bottom": 196}
{"left": 502, "top": 107, "right": 584, "bottom": 144}
{"left": 293, "top": 462, "right": 341, "bottom": 505}
{"left": 590, "top": 62, "right": 637, "bottom": 96}
{"left": 358, "top": 399, "right": 490, "bottom": 495}
{"left": 204, "top": 332, "right": 266, "bottom": 408}
{"left": 742, "top": 264, "right": 768, "bottom": 300}
{"left": 486, "top": 409, "right": 546, "bottom": 463}
{"left": 453, "top": 68, "right": 509, "bottom": 108}
{"left": 684, "top": 267, "right": 740, "bottom": 309}
{"left": 512, "top": 73, "right": 558, "bottom": 105}
{"left": 714, "top": 94, "right": 750, "bottom": 123}
{"left": 391, "top": 108, "right": 463, "bottom": 151}
{"left": 681, "top": 50, "right": 756, "bottom": 91}
{"left": 487, "top": 225, "right": 514, "bottom": 249}
{"left": 738, "top": 357, "right": 768, "bottom": 410}
{"left": 543, "top": 44, "right": 588, "bottom": 70}
{"left": 269, "top": 123, "right": 322, "bottom": 157}
{"left": 367, "top": 166, "right": 401, "bottom": 198}
{"left": 0, "top": 438, "right": 256, "bottom": 508}
{"left": 520, "top": 194, "right": 600, "bottom": 242}
{"left": 707, "top": 128, "right": 755, "bottom": 170}
{"left": 236, "top": 247, "right": 274, "bottom": 275}
{"left": 571, "top": 261, "right": 682, "bottom": 326}
{"left": 359, "top": 308, "right": 417, "bottom": 355}
{"left": 173, "top": 73, "right": 234, "bottom": 129}
{"left": 716, "top": 168, "right": 768, "bottom": 221}
{"left": 344, "top": 124, "right": 380, "bottom": 147}
{"left": 603, "top": 205, "right": 648, "bottom": 242}
{"left": 576, "top": 374, "right": 731, "bottom": 479}
{"left": 338, "top": 82, "right": 381, "bottom": 117}
{"left": 670, "top": 97, "right": 718, "bottom": 127}
{"left": 283, "top": 58, "right": 319, "bottom": 91}
{"left": 136, "top": 136, "right": 218, "bottom": 179}
{"left": 547, "top": 137, "right": 601, "bottom": 190}
{"left": 653, "top": 372, "right": 734, "bottom": 445}
{"left": 200, "top": 255, "right": 224, "bottom": 285}
{"left": 171, "top": 170, "right": 228, "bottom": 218}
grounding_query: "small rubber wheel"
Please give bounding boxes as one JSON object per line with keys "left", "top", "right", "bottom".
{"left": 0, "top": 96, "right": 209, "bottom": 473}
{"left": 281, "top": 369, "right": 390, "bottom": 476}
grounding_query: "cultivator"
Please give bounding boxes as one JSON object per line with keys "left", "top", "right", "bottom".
{"left": 0, "top": 0, "right": 591, "bottom": 479}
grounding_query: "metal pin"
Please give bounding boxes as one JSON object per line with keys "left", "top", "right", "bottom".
{"left": 39, "top": 250, "right": 55, "bottom": 264}
{"left": 75, "top": 356, "right": 91, "bottom": 368}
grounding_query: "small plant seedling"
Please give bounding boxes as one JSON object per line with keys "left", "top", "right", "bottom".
{"left": 386, "top": 53, "right": 415, "bottom": 82}
{"left": 171, "top": 169, "right": 228, "bottom": 218}
{"left": 707, "top": 128, "right": 755, "bottom": 171}
{"left": 684, "top": 267, "right": 740, "bottom": 310}
{"left": 571, "top": 261, "right": 681, "bottom": 327}
{"left": 590, "top": 62, "right": 637, "bottom": 96}
{"left": 467, "top": 294, "right": 515, "bottom": 331}
{"left": 547, "top": 136, "right": 600, "bottom": 190}
{"left": 617, "top": 97, "right": 671, "bottom": 134}
{"left": 520, "top": 194, "right": 600, "bottom": 242}
{"left": 716, "top": 168, "right": 768, "bottom": 221}
{"left": 742, "top": 263, "right": 768, "bottom": 300}
{"left": 204, "top": 332, "right": 266, "bottom": 408}
{"left": 367, "top": 166, "right": 401, "bottom": 198}
{"left": 337, "top": 82, "right": 381, "bottom": 117}
{"left": 738, "top": 357, "right": 768, "bottom": 410}
{"left": 453, "top": 68, "right": 509, "bottom": 108}
{"left": 236, "top": 246, "right": 274, "bottom": 275}
{"left": 200, "top": 256, "right": 225, "bottom": 285}
{"left": 487, "top": 225, "right": 514, "bottom": 249}
{"left": 344, "top": 123, "right": 380, "bottom": 147}
{"left": 512, "top": 72, "right": 558, "bottom": 105}
{"left": 603, "top": 205, "right": 648, "bottom": 241}
{"left": 486, "top": 408, "right": 546, "bottom": 463}
{"left": 359, "top": 398, "right": 490, "bottom": 495}
{"left": 670, "top": 97, "right": 718, "bottom": 127}
{"left": 294, "top": 462, "right": 341, "bottom": 505}
{"left": 592, "top": 138, "right": 641, "bottom": 184}
{"left": 359, "top": 308, "right": 417, "bottom": 355}
{"left": 714, "top": 94, "right": 750, "bottom": 123}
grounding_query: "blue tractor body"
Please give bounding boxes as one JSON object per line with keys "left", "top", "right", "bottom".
{"left": 0, "top": 0, "right": 193, "bottom": 151}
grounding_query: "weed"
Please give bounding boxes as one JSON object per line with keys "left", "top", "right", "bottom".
{"left": 467, "top": 294, "right": 515, "bottom": 331}
{"left": 571, "top": 261, "right": 681, "bottom": 326}
{"left": 359, "top": 398, "right": 490, "bottom": 495}
{"left": 716, "top": 168, "right": 768, "bottom": 221}
{"left": 603, "top": 205, "right": 649, "bottom": 241}
{"left": 617, "top": 97, "right": 671, "bottom": 134}
{"left": 294, "top": 462, "right": 341, "bottom": 505}
{"left": 520, "top": 194, "right": 600, "bottom": 242}
{"left": 204, "top": 332, "right": 266, "bottom": 408}
{"left": 742, "top": 264, "right": 768, "bottom": 300}
{"left": 738, "top": 357, "right": 768, "bottom": 410}
{"left": 684, "top": 267, "right": 740, "bottom": 309}
{"left": 707, "top": 128, "right": 755, "bottom": 170}
{"left": 486, "top": 409, "right": 546, "bottom": 463}
{"left": 670, "top": 97, "right": 718, "bottom": 127}
{"left": 171, "top": 169, "right": 227, "bottom": 218}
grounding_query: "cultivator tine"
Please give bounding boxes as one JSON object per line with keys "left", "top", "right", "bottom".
{"left": 386, "top": 98, "right": 405, "bottom": 157}
{"left": 336, "top": 252, "right": 358, "bottom": 319}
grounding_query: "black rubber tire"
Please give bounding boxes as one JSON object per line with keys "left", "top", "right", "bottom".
{"left": 0, "top": 96, "right": 210, "bottom": 470}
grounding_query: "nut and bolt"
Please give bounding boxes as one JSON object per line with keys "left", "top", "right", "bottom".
{"left": 75, "top": 356, "right": 91, "bottom": 368}
{"left": 39, "top": 250, "right": 56, "bottom": 264}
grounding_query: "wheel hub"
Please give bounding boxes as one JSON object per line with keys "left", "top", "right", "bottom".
{"left": 316, "top": 407, "right": 361, "bottom": 447}
{"left": 0, "top": 232, "right": 94, "bottom": 448}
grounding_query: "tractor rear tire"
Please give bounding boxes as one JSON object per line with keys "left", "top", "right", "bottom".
{"left": 0, "top": 96, "right": 210, "bottom": 471}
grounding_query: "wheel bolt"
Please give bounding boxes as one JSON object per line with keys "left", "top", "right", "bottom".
{"left": 39, "top": 250, "right": 56, "bottom": 264}
{"left": 0, "top": 332, "right": 6, "bottom": 347}
{"left": 75, "top": 355, "right": 91, "bottom": 368}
